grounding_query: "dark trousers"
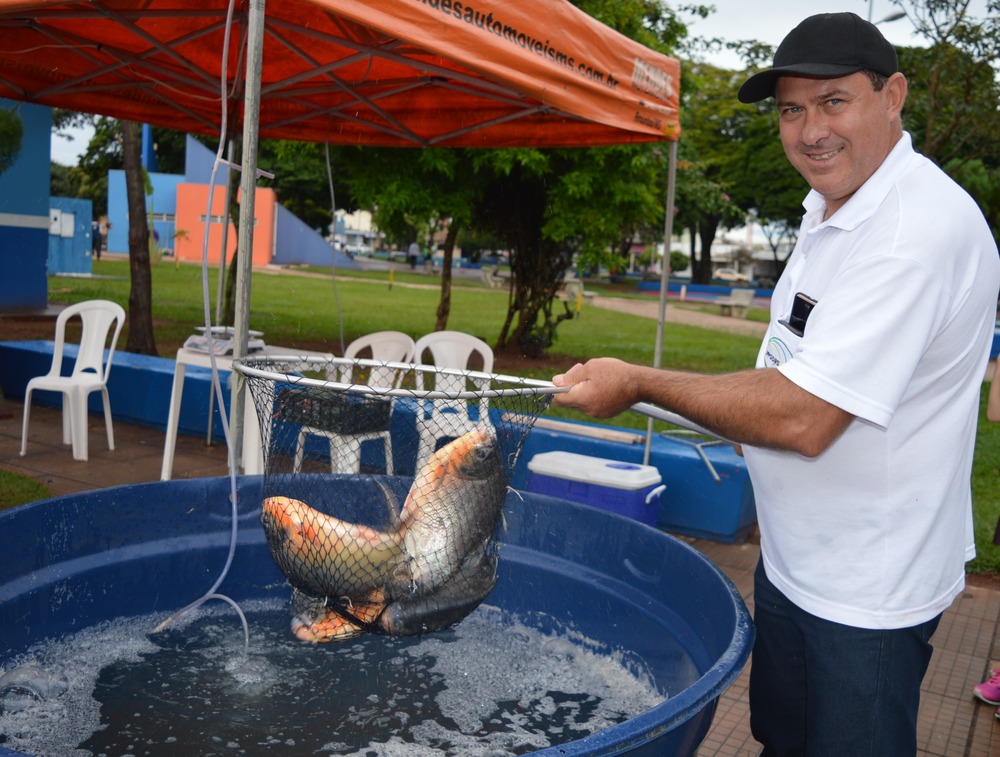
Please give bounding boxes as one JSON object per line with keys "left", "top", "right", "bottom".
{"left": 749, "top": 559, "right": 940, "bottom": 756}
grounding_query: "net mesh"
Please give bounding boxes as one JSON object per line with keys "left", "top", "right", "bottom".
{"left": 234, "top": 355, "right": 554, "bottom": 642}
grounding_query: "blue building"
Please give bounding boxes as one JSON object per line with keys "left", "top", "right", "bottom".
{"left": 0, "top": 100, "right": 52, "bottom": 309}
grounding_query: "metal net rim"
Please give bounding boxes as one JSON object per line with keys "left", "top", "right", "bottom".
{"left": 233, "top": 355, "right": 566, "bottom": 401}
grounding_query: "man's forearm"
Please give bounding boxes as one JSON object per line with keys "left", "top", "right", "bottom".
{"left": 553, "top": 359, "right": 852, "bottom": 457}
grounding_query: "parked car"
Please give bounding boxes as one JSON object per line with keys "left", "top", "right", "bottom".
{"left": 713, "top": 268, "right": 751, "bottom": 283}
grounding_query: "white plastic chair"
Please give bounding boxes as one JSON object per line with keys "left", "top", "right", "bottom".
{"left": 412, "top": 331, "right": 495, "bottom": 468}
{"left": 293, "top": 331, "right": 416, "bottom": 475}
{"left": 20, "top": 300, "right": 126, "bottom": 461}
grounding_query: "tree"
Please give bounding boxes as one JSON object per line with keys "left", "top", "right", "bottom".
{"left": 342, "top": 146, "right": 480, "bottom": 332}
{"left": 74, "top": 116, "right": 123, "bottom": 219}
{"left": 893, "top": 0, "right": 1000, "bottom": 238}
{"left": 0, "top": 105, "right": 23, "bottom": 176}
{"left": 148, "top": 127, "right": 188, "bottom": 175}
{"left": 723, "top": 104, "right": 807, "bottom": 277}
{"left": 470, "top": 149, "right": 573, "bottom": 356}
{"left": 673, "top": 61, "right": 754, "bottom": 282}
{"left": 256, "top": 139, "right": 356, "bottom": 232}
{"left": 895, "top": 0, "right": 1000, "bottom": 162}
{"left": 120, "top": 120, "right": 157, "bottom": 355}
{"left": 341, "top": 136, "right": 676, "bottom": 356}
{"left": 543, "top": 144, "right": 669, "bottom": 276}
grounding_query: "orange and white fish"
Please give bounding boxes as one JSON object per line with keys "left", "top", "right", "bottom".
{"left": 260, "top": 494, "right": 404, "bottom": 599}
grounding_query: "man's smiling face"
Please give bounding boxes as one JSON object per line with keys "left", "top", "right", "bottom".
{"left": 775, "top": 71, "right": 906, "bottom": 217}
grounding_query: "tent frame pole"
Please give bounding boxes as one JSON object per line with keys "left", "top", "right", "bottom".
{"left": 644, "top": 140, "right": 679, "bottom": 465}
{"left": 231, "top": 0, "right": 266, "bottom": 468}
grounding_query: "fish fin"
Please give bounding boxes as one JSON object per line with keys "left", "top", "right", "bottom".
{"left": 374, "top": 478, "right": 403, "bottom": 532}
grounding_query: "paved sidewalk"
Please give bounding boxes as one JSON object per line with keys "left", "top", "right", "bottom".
{"left": 690, "top": 536, "right": 1000, "bottom": 756}
{"left": 589, "top": 294, "right": 770, "bottom": 339}
{"left": 3, "top": 398, "right": 1000, "bottom": 754}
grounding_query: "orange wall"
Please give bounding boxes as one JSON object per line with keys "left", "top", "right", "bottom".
{"left": 174, "top": 184, "right": 276, "bottom": 267}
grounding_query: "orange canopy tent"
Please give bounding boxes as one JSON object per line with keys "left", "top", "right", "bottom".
{"left": 0, "top": 0, "right": 684, "bottom": 453}
{"left": 0, "top": 0, "right": 679, "bottom": 148}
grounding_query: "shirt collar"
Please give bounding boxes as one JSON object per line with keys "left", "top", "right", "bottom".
{"left": 801, "top": 132, "right": 915, "bottom": 232}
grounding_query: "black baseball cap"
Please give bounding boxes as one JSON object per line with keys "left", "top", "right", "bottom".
{"left": 737, "top": 12, "right": 899, "bottom": 103}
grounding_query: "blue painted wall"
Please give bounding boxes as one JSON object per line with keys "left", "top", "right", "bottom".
{"left": 184, "top": 133, "right": 229, "bottom": 185}
{"left": 273, "top": 201, "right": 356, "bottom": 268}
{"left": 106, "top": 170, "right": 185, "bottom": 256}
{"left": 0, "top": 100, "right": 51, "bottom": 308}
{"left": 48, "top": 196, "right": 94, "bottom": 274}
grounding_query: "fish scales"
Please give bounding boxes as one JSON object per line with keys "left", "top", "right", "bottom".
{"left": 261, "top": 496, "right": 404, "bottom": 598}
{"left": 392, "top": 427, "right": 506, "bottom": 597}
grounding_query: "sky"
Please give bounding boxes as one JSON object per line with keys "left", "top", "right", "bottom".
{"left": 49, "top": 0, "right": 991, "bottom": 165}
{"left": 684, "top": 0, "right": 990, "bottom": 69}
{"left": 51, "top": 124, "right": 95, "bottom": 167}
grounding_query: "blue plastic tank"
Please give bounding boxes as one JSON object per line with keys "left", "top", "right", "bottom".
{"left": 0, "top": 477, "right": 752, "bottom": 756}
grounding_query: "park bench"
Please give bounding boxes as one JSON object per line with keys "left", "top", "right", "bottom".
{"left": 481, "top": 269, "right": 504, "bottom": 288}
{"left": 715, "top": 288, "right": 756, "bottom": 318}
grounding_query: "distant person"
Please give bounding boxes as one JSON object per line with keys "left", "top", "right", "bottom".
{"left": 408, "top": 241, "right": 420, "bottom": 270}
{"left": 102, "top": 221, "right": 112, "bottom": 256}
{"left": 987, "top": 363, "right": 1000, "bottom": 423}
{"left": 552, "top": 12, "right": 999, "bottom": 754}
{"left": 971, "top": 364, "right": 1000, "bottom": 714}
{"left": 91, "top": 221, "right": 102, "bottom": 260}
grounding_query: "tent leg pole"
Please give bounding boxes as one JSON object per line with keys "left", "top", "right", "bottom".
{"left": 644, "top": 140, "right": 679, "bottom": 466}
{"left": 231, "top": 0, "right": 265, "bottom": 470}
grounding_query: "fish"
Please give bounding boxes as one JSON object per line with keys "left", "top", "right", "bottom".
{"left": 379, "top": 546, "right": 498, "bottom": 636}
{"left": 391, "top": 427, "right": 506, "bottom": 597}
{"left": 262, "top": 427, "right": 507, "bottom": 642}
{"left": 260, "top": 495, "right": 404, "bottom": 598}
{"left": 289, "top": 547, "right": 498, "bottom": 643}
{"left": 290, "top": 587, "right": 386, "bottom": 642}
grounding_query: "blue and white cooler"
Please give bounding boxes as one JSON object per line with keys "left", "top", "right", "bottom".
{"left": 526, "top": 451, "right": 665, "bottom": 526}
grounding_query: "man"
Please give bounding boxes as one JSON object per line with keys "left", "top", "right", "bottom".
{"left": 92, "top": 220, "right": 102, "bottom": 260}
{"left": 553, "top": 12, "right": 999, "bottom": 755}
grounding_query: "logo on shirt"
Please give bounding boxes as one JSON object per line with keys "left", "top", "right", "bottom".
{"left": 763, "top": 337, "right": 793, "bottom": 368}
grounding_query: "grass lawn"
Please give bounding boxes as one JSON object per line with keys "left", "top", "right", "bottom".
{"left": 29, "top": 258, "right": 1000, "bottom": 573}
{"left": 0, "top": 469, "right": 51, "bottom": 511}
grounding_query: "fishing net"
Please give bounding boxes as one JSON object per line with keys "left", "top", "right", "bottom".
{"left": 233, "top": 354, "right": 556, "bottom": 642}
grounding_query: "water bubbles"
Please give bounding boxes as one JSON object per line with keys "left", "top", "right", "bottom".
{"left": 0, "top": 662, "right": 69, "bottom": 709}
{"left": 0, "top": 599, "right": 673, "bottom": 756}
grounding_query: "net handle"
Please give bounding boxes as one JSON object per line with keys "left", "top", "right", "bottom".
{"left": 629, "top": 401, "right": 729, "bottom": 441}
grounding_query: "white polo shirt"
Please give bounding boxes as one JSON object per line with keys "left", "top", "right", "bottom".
{"left": 743, "top": 133, "right": 1000, "bottom": 629}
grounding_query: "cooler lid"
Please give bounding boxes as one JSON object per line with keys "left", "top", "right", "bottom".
{"left": 527, "top": 451, "right": 662, "bottom": 490}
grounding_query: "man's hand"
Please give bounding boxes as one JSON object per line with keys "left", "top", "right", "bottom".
{"left": 551, "top": 358, "right": 641, "bottom": 418}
